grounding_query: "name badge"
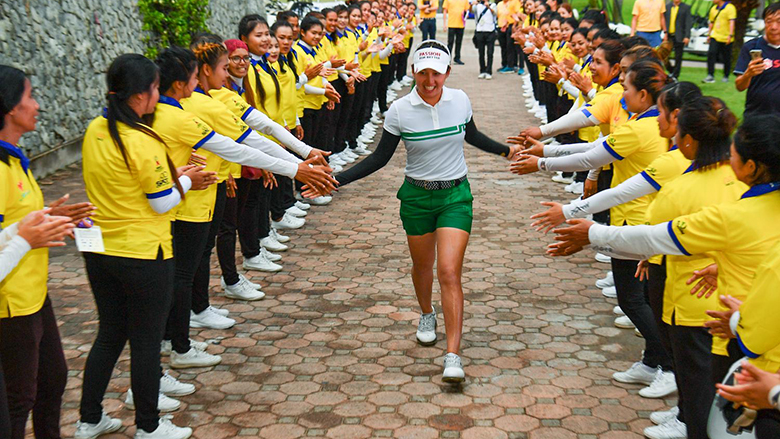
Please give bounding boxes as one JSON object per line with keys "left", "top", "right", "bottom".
{"left": 74, "top": 226, "right": 105, "bottom": 253}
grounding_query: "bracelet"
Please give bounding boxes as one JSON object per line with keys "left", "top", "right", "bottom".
{"left": 538, "top": 158, "right": 548, "bottom": 171}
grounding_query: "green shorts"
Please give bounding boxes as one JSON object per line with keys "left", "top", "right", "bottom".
{"left": 396, "top": 179, "right": 474, "bottom": 236}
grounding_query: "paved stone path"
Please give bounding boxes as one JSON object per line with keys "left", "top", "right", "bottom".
{"left": 34, "top": 43, "right": 676, "bottom": 439}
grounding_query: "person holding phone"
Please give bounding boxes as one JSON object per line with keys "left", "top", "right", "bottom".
{"left": 734, "top": 2, "right": 780, "bottom": 116}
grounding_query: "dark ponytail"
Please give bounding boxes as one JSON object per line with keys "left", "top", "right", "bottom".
{"left": 658, "top": 81, "right": 701, "bottom": 116}
{"left": 238, "top": 14, "right": 280, "bottom": 108}
{"left": 105, "top": 54, "right": 183, "bottom": 197}
{"left": 0, "top": 65, "right": 27, "bottom": 165}
{"left": 597, "top": 39, "right": 625, "bottom": 67}
{"left": 322, "top": 8, "right": 339, "bottom": 45}
{"left": 678, "top": 96, "right": 737, "bottom": 170}
{"left": 155, "top": 46, "right": 198, "bottom": 95}
{"left": 733, "top": 114, "right": 780, "bottom": 184}
{"left": 625, "top": 59, "right": 674, "bottom": 103}
{"left": 271, "top": 21, "right": 297, "bottom": 75}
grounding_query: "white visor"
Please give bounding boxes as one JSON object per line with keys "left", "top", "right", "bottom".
{"left": 412, "top": 42, "right": 450, "bottom": 74}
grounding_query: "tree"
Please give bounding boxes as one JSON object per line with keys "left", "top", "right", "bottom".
{"left": 731, "top": 0, "right": 759, "bottom": 57}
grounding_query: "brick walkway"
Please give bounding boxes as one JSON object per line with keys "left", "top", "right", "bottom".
{"left": 34, "top": 43, "right": 675, "bottom": 439}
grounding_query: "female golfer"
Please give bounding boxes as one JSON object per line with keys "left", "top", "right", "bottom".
{"left": 314, "top": 40, "right": 517, "bottom": 382}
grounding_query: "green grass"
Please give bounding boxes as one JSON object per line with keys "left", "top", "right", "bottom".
{"left": 677, "top": 66, "right": 746, "bottom": 119}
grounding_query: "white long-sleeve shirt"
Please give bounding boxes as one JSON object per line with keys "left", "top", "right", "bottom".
{"left": 0, "top": 223, "right": 31, "bottom": 282}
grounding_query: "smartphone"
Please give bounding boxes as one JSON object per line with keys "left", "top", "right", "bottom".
{"left": 750, "top": 49, "right": 763, "bottom": 61}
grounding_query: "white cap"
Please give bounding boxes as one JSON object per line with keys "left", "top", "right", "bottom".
{"left": 412, "top": 40, "right": 450, "bottom": 74}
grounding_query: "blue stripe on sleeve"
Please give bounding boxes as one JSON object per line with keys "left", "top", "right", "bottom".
{"left": 602, "top": 140, "right": 624, "bottom": 160}
{"left": 581, "top": 108, "right": 592, "bottom": 118}
{"left": 736, "top": 333, "right": 761, "bottom": 359}
{"left": 146, "top": 188, "right": 173, "bottom": 199}
{"left": 640, "top": 171, "right": 661, "bottom": 191}
{"left": 241, "top": 107, "right": 254, "bottom": 121}
{"left": 666, "top": 221, "right": 692, "bottom": 256}
{"left": 193, "top": 131, "right": 216, "bottom": 150}
{"left": 236, "top": 128, "right": 253, "bottom": 143}
{"left": 0, "top": 214, "right": 4, "bottom": 223}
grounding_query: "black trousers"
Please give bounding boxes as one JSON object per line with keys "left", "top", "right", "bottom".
{"left": 258, "top": 183, "right": 272, "bottom": 240}
{"left": 711, "top": 339, "right": 744, "bottom": 387}
{"left": 363, "top": 74, "right": 380, "bottom": 124}
{"left": 238, "top": 179, "right": 262, "bottom": 260}
{"left": 0, "top": 297, "right": 67, "bottom": 439}
{"left": 447, "top": 27, "right": 465, "bottom": 62}
{"left": 592, "top": 168, "right": 612, "bottom": 225}
{"left": 0, "top": 362, "right": 9, "bottom": 439}
{"left": 332, "top": 77, "right": 356, "bottom": 153}
{"left": 217, "top": 177, "right": 253, "bottom": 287}
{"left": 192, "top": 182, "right": 227, "bottom": 315}
{"left": 377, "top": 63, "right": 393, "bottom": 113}
{"left": 420, "top": 18, "right": 436, "bottom": 40}
{"left": 167, "top": 219, "right": 210, "bottom": 354}
{"left": 668, "top": 35, "right": 685, "bottom": 78}
{"left": 474, "top": 31, "right": 496, "bottom": 74}
{"left": 707, "top": 40, "right": 733, "bottom": 78}
{"left": 756, "top": 409, "right": 780, "bottom": 439}
{"left": 82, "top": 250, "right": 173, "bottom": 433}
{"left": 497, "top": 26, "right": 516, "bottom": 68}
{"left": 612, "top": 257, "right": 672, "bottom": 370}
{"left": 301, "top": 107, "right": 322, "bottom": 147}
{"left": 347, "top": 81, "right": 368, "bottom": 148}
{"left": 395, "top": 40, "right": 411, "bottom": 81}
{"left": 527, "top": 59, "right": 541, "bottom": 100}
{"left": 647, "top": 260, "right": 673, "bottom": 364}
{"left": 271, "top": 175, "right": 296, "bottom": 220}
{"left": 668, "top": 324, "right": 713, "bottom": 439}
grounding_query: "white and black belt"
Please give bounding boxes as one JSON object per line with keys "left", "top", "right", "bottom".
{"left": 405, "top": 175, "right": 467, "bottom": 191}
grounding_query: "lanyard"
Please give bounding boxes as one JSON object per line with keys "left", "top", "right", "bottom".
{"left": 741, "top": 182, "right": 780, "bottom": 199}
{"left": 230, "top": 80, "right": 245, "bottom": 96}
{"left": 0, "top": 140, "right": 29, "bottom": 173}
{"left": 158, "top": 95, "right": 183, "bottom": 109}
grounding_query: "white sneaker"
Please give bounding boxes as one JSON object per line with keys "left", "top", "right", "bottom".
{"left": 243, "top": 253, "right": 282, "bottom": 272}
{"left": 565, "top": 182, "right": 584, "bottom": 195}
{"left": 330, "top": 156, "right": 347, "bottom": 166}
{"left": 596, "top": 271, "right": 615, "bottom": 288}
{"left": 222, "top": 277, "right": 265, "bottom": 301}
{"left": 358, "top": 135, "right": 373, "bottom": 144}
{"left": 613, "top": 361, "right": 657, "bottom": 385}
{"left": 295, "top": 201, "right": 310, "bottom": 211}
{"left": 370, "top": 116, "right": 382, "bottom": 124}
{"left": 478, "top": 73, "right": 486, "bottom": 79}
{"left": 442, "top": 353, "right": 465, "bottom": 383}
{"left": 75, "top": 413, "right": 123, "bottom": 439}
{"left": 159, "top": 372, "right": 196, "bottom": 396}
{"left": 308, "top": 195, "right": 332, "bottom": 206}
{"left": 337, "top": 152, "right": 356, "bottom": 164}
{"left": 643, "top": 418, "right": 687, "bottom": 439}
{"left": 390, "top": 81, "right": 403, "bottom": 91}
{"left": 190, "top": 309, "right": 235, "bottom": 330}
{"left": 354, "top": 146, "right": 371, "bottom": 156}
{"left": 124, "top": 390, "right": 180, "bottom": 413}
{"left": 270, "top": 228, "right": 290, "bottom": 243}
{"left": 484, "top": 74, "right": 492, "bottom": 80}
{"left": 613, "top": 305, "right": 625, "bottom": 316}
{"left": 161, "top": 339, "right": 207, "bottom": 356}
{"left": 551, "top": 172, "right": 573, "bottom": 184}
{"left": 595, "top": 252, "right": 612, "bottom": 263}
{"left": 330, "top": 163, "right": 343, "bottom": 173}
{"left": 602, "top": 286, "right": 617, "bottom": 298}
{"left": 260, "top": 235, "right": 288, "bottom": 252}
{"left": 416, "top": 308, "right": 437, "bottom": 346}
{"left": 169, "top": 347, "right": 222, "bottom": 369}
{"left": 342, "top": 149, "right": 359, "bottom": 160}
{"left": 286, "top": 205, "right": 308, "bottom": 217}
{"left": 639, "top": 370, "right": 677, "bottom": 398}
{"left": 614, "top": 315, "right": 635, "bottom": 329}
{"left": 260, "top": 247, "right": 282, "bottom": 262}
{"left": 636, "top": 328, "right": 644, "bottom": 337}
{"left": 271, "top": 213, "right": 305, "bottom": 230}
{"left": 134, "top": 415, "right": 192, "bottom": 439}
{"left": 650, "top": 406, "right": 679, "bottom": 425}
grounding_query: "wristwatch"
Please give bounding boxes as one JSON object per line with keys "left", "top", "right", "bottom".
{"left": 769, "top": 385, "right": 780, "bottom": 410}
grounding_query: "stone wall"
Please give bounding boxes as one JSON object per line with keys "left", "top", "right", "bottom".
{"left": 0, "top": 0, "right": 264, "bottom": 177}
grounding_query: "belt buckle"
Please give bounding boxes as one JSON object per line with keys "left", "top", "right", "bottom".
{"left": 424, "top": 181, "right": 435, "bottom": 190}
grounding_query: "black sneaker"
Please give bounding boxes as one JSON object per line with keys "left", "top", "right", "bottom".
{"left": 454, "top": 60, "right": 465, "bottom": 65}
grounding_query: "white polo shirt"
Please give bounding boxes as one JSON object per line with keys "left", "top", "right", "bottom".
{"left": 383, "top": 86, "right": 473, "bottom": 181}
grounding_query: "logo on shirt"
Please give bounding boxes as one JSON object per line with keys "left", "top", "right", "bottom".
{"left": 676, "top": 220, "right": 687, "bottom": 235}
{"left": 154, "top": 156, "right": 164, "bottom": 173}
{"left": 764, "top": 59, "right": 779, "bottom": 70}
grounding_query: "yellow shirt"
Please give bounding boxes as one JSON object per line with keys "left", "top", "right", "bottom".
{"left": 82, "top": 117, "right": 175, "bottom": 261}
{"left": 602, "top": 108, "right": 668, "bottom": 226}
{"left": 497, "top": 0, "right": 519, "bottom": 27}
{"left": 709, "top": 2, "right": 736, "bottom": 43}
{"left": 355, "top": 27, "right": 374, "bottom": 78}
{"left": 632, "top": 0, "right": 666, "bottom": 32}
{"left": 581, "top": 80, "right": 629, "bottom": 136}
{"left": 646, "top": 163, "right": 747, "bottom": 326}
{"left": 668, "top": 185, "right": 780, "bottom": 355}
{"left": 253, "top": 59, "right": 284, "bottom": 125}
{"left": 419, "top": 0, "right": 439, "bottom": 19}
{"left": 276, "top": 55, "right": 300, "bottom": 128}
{"left": 669, "top": 5, "right": 678, "bottom": 34}
{"left": 403, "top": 17, "right": 416, "bottom": 48}
{"left": 320, "top": 35, "right": 342, "bottom": 81}
{"left": 639, "top": 147, "right": 690, "bottom": 192}
{"left": 737, "top": 240, "right": 780, "bottom": 373}
{"left": 179, "top": 89, "right": 251, "bottom": 222}
{"left": 443, "top": 0, "right": 469, "bottom": 28}
{"left": 0, "top": 145, "right": 46, "bottom": 318}
{"left": 293, "top": 42, "right": 329, "bottom": 111}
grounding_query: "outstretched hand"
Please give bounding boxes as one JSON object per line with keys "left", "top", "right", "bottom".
{"left": 547, "top": 218, "right": 593, "bottom": 256}
{"left": 529, "top": 201, "right": 565, "bottom": 234}
{"left": 48, "top": 194, "right": 96, "bottom": 225}
{"left": 509, "top": 154, "right": 540, "bottom": 175}
{"left": 687, "top": 263, "right": 718, "bottom": 298}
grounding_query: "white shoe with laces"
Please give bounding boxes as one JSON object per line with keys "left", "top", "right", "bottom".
{"left": 565, "top": 182, "right": 584, "bottom": 194}
{"left": 342, "top": 149, "right": 359, "bottom": 159}
{"left": 161, "top": 339, "right": 207, "bottom": 356}
{"left": 286, "top": 205, "right": 308, "bottom": 217}
{"left": 613, "top": 305, "right": 625, "bottom": 316}
{"left": 484, "top": 74, "right": 492, "bottom": 80}
{"left": 169, "top": 347, "right": 222, "bottom": 369}
{"left": 337, "top": 152, "right": 356, "bottom": 164}
{"left": 243, "top": 253, "right": 282, "bottom": 272}
{"left": 354, "top": 146, "right": 371, "bottom": 156}
{"left": 124, "top": 389, "right": 180, "bottom": 412}
{"left": 260, "top": 235, "right": 288, "bottom": 252}
{"left": 295, "top": 201, "right": 310, "bottom": 211}
{"left": 643, "top": 418, "right": 687, "bottom": 439}
{"left": 260, "top": 247, "right": 282, "bottom": 262}
{"left": 416, "top": 308, "right": 437, "bottom": 345}
{"left": 307, "top": 195, "right": 332, "bottom": 206}
{"left": 596, "top": 271, "right": 615, "bottom": 288}
{"left": 639, "top": 370, "right": 677, "bottom": 398}
{"left": 74, "top": 413, "right": 123, "bottom": 439}
{"left": 650, "top": 406, "right": 679, "bottom": 425}
{"left": 602, "top": 286, "right": 617, "bottom": 298}
{"left": 159, "top": 371, "right": 196, "bottom": 396}
{"left": 134, "top": 415, "right": 192, "bottom": 439}
{"left": 613, "top": 361, "right": 658, "bottom": 385}
{"left": 190, "top": 308, "right": 235, "bottom": 329}
{"left": 551, "top": 172, "right": 573, "bottom": 184}
{"left": 271, "top": 213, "right": 305, "bottom": 230}
{"left": 270, "top": 228, "right": 290, "bottom": 243}
{"left": 442, "top": 353, "right": 465, "bottom": 383}
{"left": 595, "top": 252, "right": 612, "bottom": 263}
{"left": 614, "top": 315, "right": 635, "bottom": 329}
{"left": 222, "top": 277, "right": 265, "bottom": 301}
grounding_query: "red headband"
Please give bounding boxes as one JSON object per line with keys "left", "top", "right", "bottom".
{"left": 224, "top": 39, "right": 248, "bottom": 54}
